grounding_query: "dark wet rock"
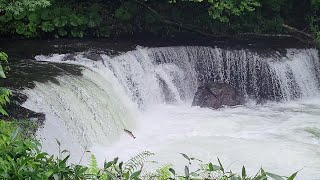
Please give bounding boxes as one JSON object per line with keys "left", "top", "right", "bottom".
{"left": 192, "top": 82, "right": 245, "bottom": 109}
{"left": 0, "top": 91, "right": 45, "bottom": 125}
{"left": 83, "top": 51, "right": 104, "bottom": 61}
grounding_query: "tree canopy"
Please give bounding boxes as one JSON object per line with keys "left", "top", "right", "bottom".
{"left": 0, "top": 0, "right": 50, "bottom": 15}
{"left": 0, "top": 0, "right": 318, "bottom": 44}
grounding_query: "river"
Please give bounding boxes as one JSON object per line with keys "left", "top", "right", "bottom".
{"left": 2, "top": 39, "right": 320, "bottom": 179}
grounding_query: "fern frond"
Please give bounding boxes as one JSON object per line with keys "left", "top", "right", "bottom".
{"left": 88, "top": 154, "right": 100, "bottom": 175}
{"left": 124, "top": 151, "right": 154, "bottom": 173}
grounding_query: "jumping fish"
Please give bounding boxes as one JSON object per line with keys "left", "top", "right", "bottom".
{"left": 124, "top": 129, "right": 136, "bottom": 139}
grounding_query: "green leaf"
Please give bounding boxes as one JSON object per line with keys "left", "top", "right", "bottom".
{"left": 53, "top": 16, "right": 68, "bottom": 27}
{"left": 58, "top": 29, "right": 67, "bottom": 36}
{"left": 10, "top": 127, "right": 21, "bottom": 142}
{"left": 104, "top": 161, "right": 113, "bottom": 169}
{"left": 169, "top": 168, "right": 175, "bottom": 176}
{"left": 0, "top": 52, "right": 8, "bottom": 61}
{"left": 208, "top": 162, "right": 222, "bottom": 172}
{"left": 208, "top": 163, "right": 214, "bottom": 171}
{"left": 16, "top": 24, "right": 27, "bottom": 35}
{"left": 184, "top": 166, "right": 189, "bottom": 178}
{"left": 0, "top": 65, "right": 6, "bottom": 78}
{"left": 60, "top": 155, "right": 70, "bottom": 165}
{"left": 61, "top": 149, "right": 69, "bottom": 154}
{"left": 180, "top": 153, "right": 190, "bottom": 161}
{"left": 217, "top": 158, "right": 224, "bottom": 173}
{"left": 56, "top": 139, "right": 61, "bottom": 146}
{"left": 14, "top": 11, "right": 26, "bottom": 20}
{"left": 41, "top": 10, "right": 53, "bottom": 20}
{"left": 287, "top": 171, "right": 298, "bottom": 180}
{"left": 130, "top": 170, "right": 141, "bottom": 179}
{"left": 28, "top": 23, "right": 37, "bottom": 33}
{"left": 45, "top": 170, "right": 54, "bottom": 178}
{"left": 41, "top": 21, "right": 54, "bottom": 32}
{"left": 28, "top": 13, "right": 40, "bottom": 22}
{"left": 0, "top": 106, "right": 8, "bottom": 116}
{"left": 71, "top": 30, "right": 84, "bottom": 38}
{"left": 0, "top": 12, "right": 13, "bottom": 22}
{"left": 113, "top": 157, "right": 119, "bottom": 164}
{"left": 242, "top": 166, "right": 246, "bottom": 179}
{"left": 119, "top": 161, "right": 123, "bottom": 170}
{"left": 69, "top": 14, "right": 84, "bottom": 26}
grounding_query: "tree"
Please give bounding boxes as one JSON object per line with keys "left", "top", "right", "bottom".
{"left": 169, "top": 0, "right": 260, "bottom": 22}
{"left": 0, "top": 0, "right": 51, "bottom": 15}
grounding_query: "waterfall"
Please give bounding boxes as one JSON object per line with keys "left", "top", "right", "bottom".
{"left": 23, "top": 68, "right": 136, "bottom": 148}
{"left": 34, "top": 46, "right": 320, "bottom": 102}
{"left": 23, "top": 46, "right": 320, "bottom": 153}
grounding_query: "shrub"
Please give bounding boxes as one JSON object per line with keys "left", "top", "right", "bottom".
{"left": 0, "top": 2, "right": 111, "bottom": 38}
{"left": 0, "top": 51, "right": 12, "bottom": 116}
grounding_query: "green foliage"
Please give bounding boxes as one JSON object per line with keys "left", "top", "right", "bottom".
{"left": 161, "top": 153, "right": 299, "bottom": 180}
{"left": 0, "top": 0, "right": 310, "bottom": 40}
{"left": 0, "top": 12, "right": 12, "bottom": 23}
{"left": 155, "top": 164, "right": 173, "bottom": 179}
{"left": 0, "top": 120, "right": 89, "bottom": 179}
{"left": 168, "top": 0, "right": 260, "bottom": 23}
{"left": 0, "top": 0, "right": 50, "bottom": 15}
{"left": 311, "top": 1, "right": 320, "bottom": 46}
{"left": 0, "top": 2, "right": 111, "bottom": 38}
{"left": 0, "top": 51, "right": 12, "bottom": 116}
{"left": 99, "top": 151, "right": 154, "bottom": 179}
{"left": 0, "top": 0, "right": 318, "bottom": 44}
{"left": 203, "top": 0, "right": 261, "bottom": 23}
{"left": 124, "top": 151, "right": 154, "bottom": 173}
{"left": 0, "top": 51, "right": 9, "bottom": 78}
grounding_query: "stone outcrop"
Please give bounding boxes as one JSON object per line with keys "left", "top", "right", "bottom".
{"left": 192, "top": 82, "right": 245, "bottom": 109}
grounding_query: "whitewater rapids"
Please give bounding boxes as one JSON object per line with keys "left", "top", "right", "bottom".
{"left": 22, "top": 46, "right": 320, "bottom": 179}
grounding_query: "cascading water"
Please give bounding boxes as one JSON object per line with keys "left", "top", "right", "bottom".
{"left": 22, "top": 46, "right": 320, "bottom": 179}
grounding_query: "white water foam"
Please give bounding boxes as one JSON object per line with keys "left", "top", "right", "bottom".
{"left": 22, "top": 46, "right": 320, "bottom": 179}
{"left": 93, "top": 99, "right": 320, "bottom": 179}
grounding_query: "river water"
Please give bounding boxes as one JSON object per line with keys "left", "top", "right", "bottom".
{"left": 5, "top": 44, "right": 319, "bottom": 179}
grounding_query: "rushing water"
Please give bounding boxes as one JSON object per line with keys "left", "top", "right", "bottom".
{"left": 22, "top": 46, "right": 320, "bottom": 179}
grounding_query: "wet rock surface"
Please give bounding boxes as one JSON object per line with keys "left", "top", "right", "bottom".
{"left": 192, "top": 83, "right": 245, "bottom": 109}
{"left": 0, "top": 92, "right": 45, "bottom": 124}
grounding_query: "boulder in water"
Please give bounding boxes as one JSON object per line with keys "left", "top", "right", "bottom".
{"left": 192, "top": 83, "right": 245, "bottom": 109}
